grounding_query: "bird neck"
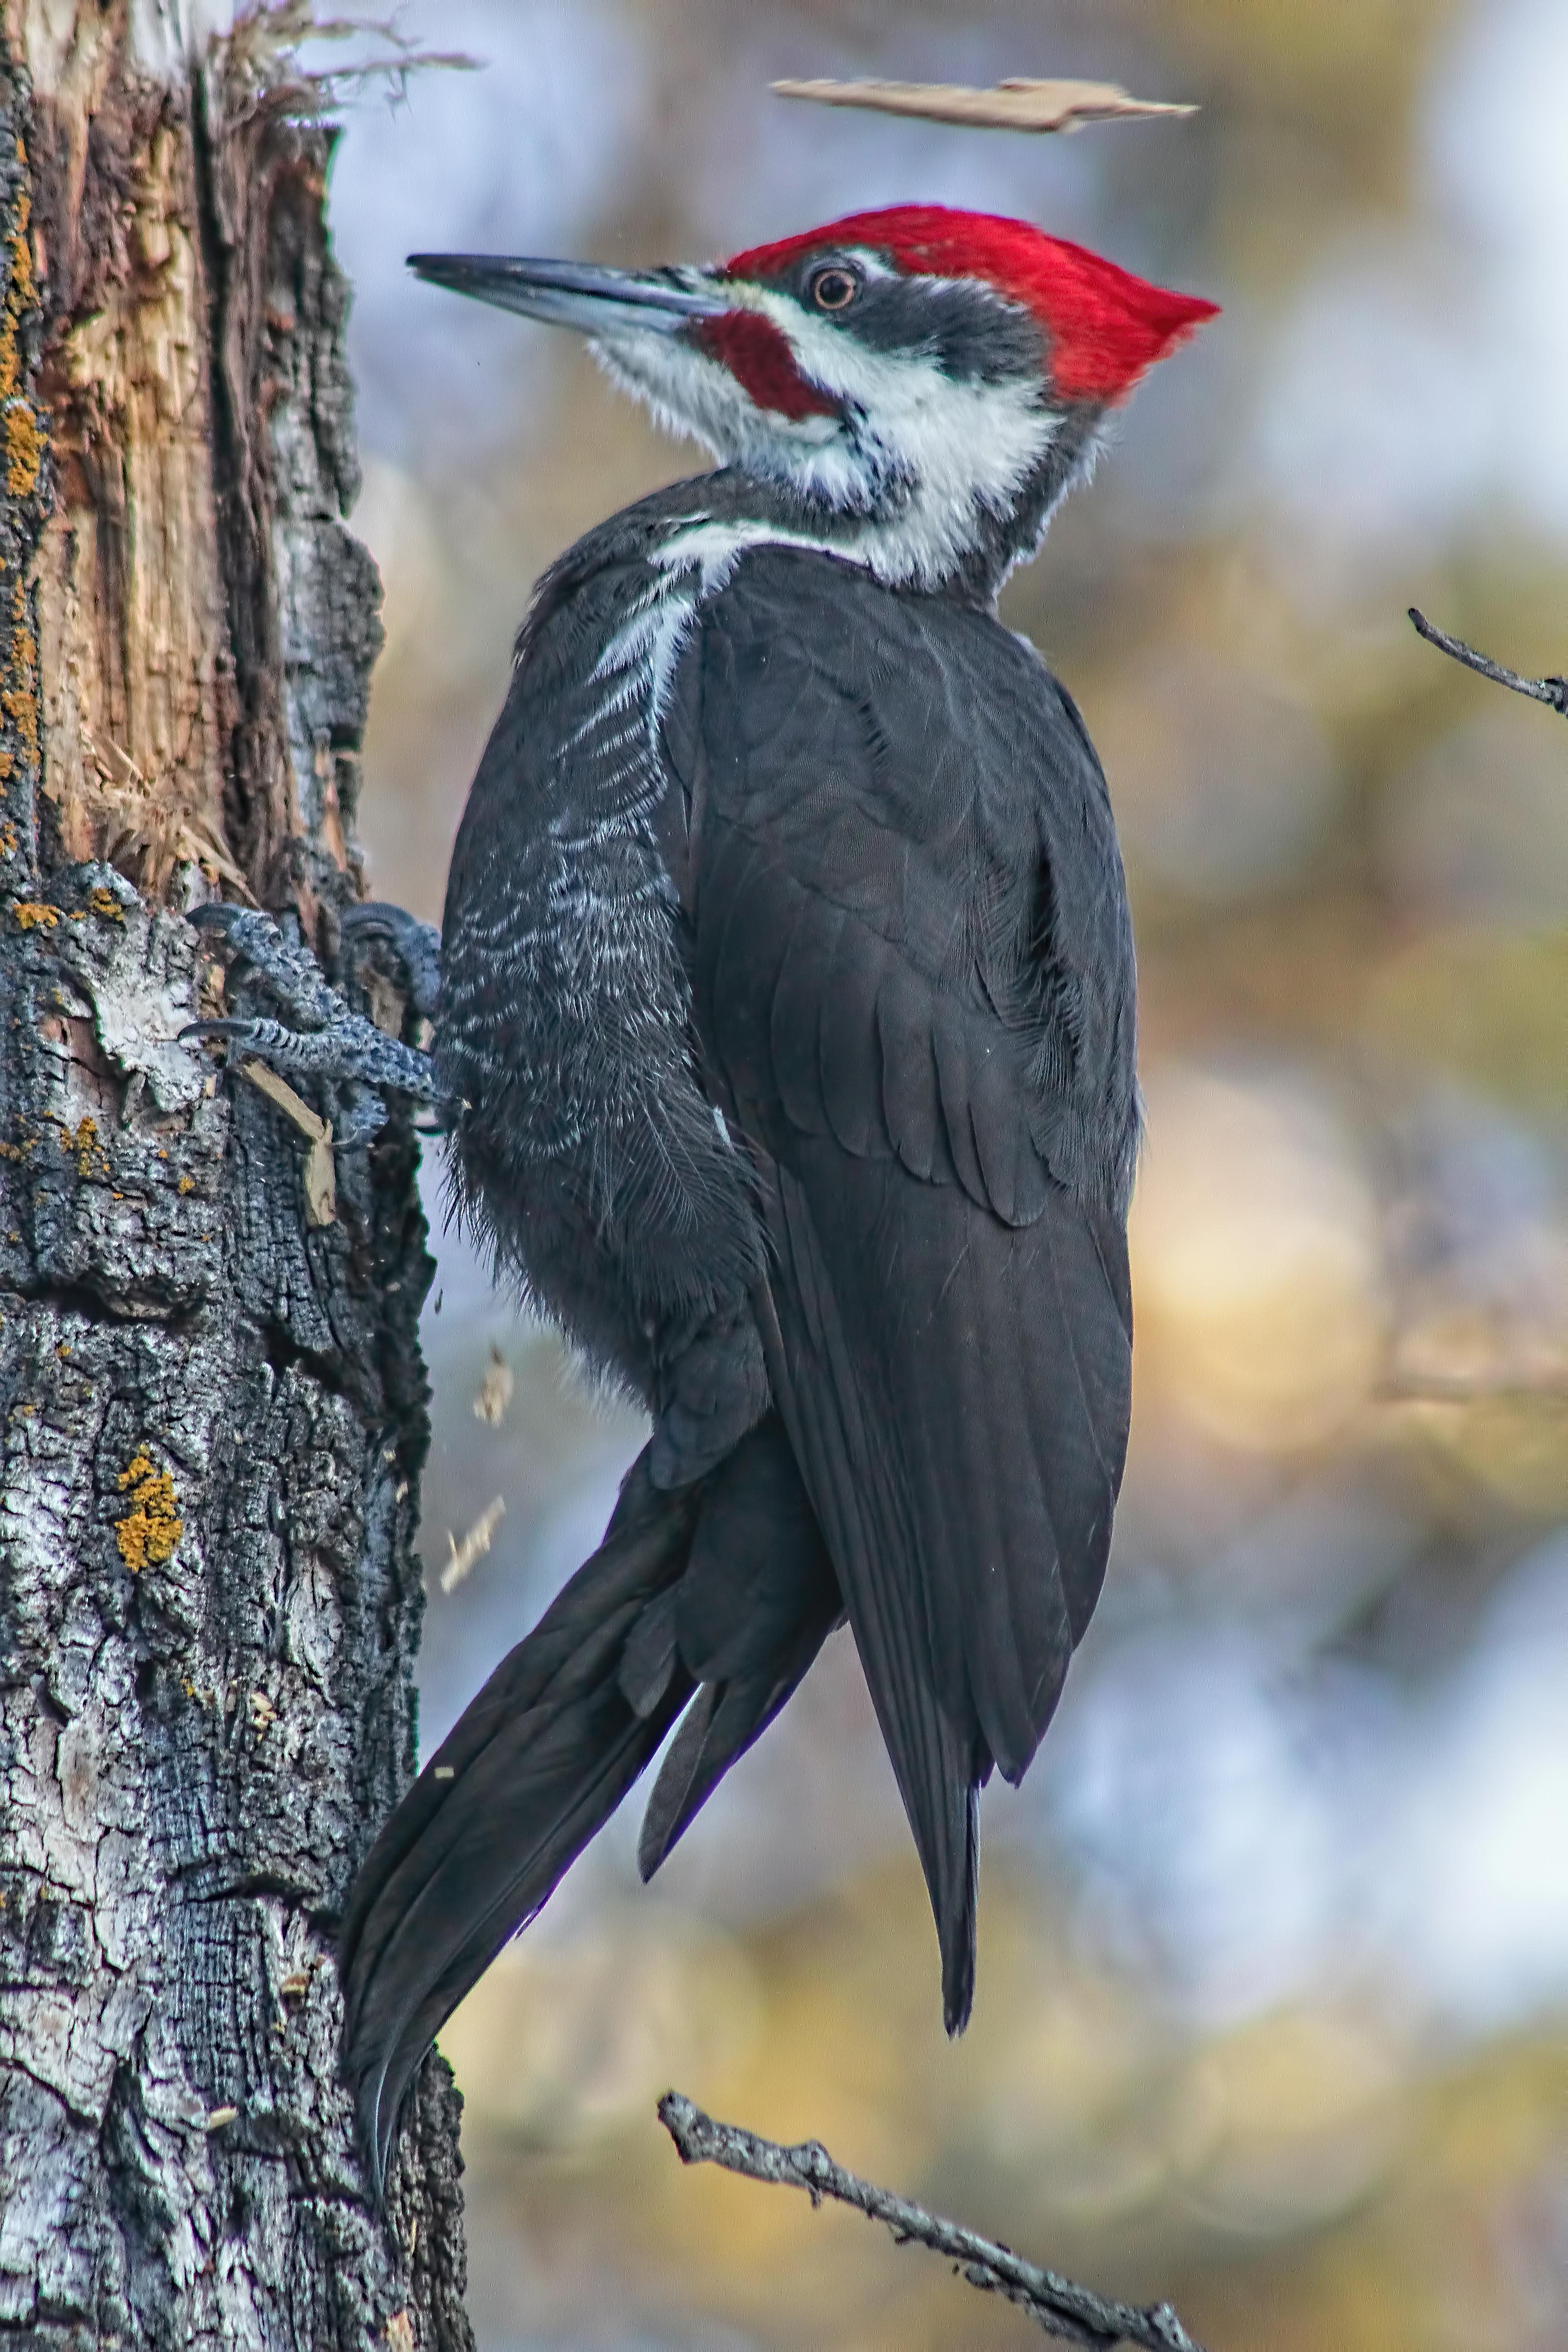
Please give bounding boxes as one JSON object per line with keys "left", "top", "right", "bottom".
{"left": 664, "top": 408, "right": 1102, "bottom": 609}
{"left": 518, "top": 410, "right": 1102, "bottom": 691}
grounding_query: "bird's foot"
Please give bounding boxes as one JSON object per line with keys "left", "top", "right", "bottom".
{"left": 184, "top": 903, "right": 446, "bottom": 1147}
{"left": 336, "top": 901, "right": 442, "bottom": 1023}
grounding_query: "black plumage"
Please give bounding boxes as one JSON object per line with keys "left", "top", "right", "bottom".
{"left": 339, "top": 522, "right": 1136, "bottom": 2189}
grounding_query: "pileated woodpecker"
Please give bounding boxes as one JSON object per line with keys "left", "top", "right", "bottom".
{"left": 198, "top": 205, "right": 1216, "bottom": 2192}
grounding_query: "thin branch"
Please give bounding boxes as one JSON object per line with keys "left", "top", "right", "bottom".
{"left": 1408, "top": 608, "right": 1568, "bottom": 716}
{"left": 657, "top": 2092, "right": 1207, "bottom": 2352}
{"left": 304, "top": 9, "right": 480, "bottom": 92}
{"left": 770, "top": 76, "right": 1196, "bottom": 134}
{"left": 218, "top": 3, "right": 478, "bottom": 119}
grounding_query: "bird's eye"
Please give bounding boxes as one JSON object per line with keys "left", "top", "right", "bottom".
{"left": 809, "top": 267, "right": 858, "bottom": 313}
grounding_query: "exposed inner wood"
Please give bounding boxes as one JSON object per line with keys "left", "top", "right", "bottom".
{"left": 21, "top": 0, "right": 380, "bottom": 921}
{"left": 35, "top": 85, "right": 235, "bottom": 891}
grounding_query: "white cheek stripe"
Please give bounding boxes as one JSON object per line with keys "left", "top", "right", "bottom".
{"left": 590, "top": 280, "right": 1063, "bottom": 596}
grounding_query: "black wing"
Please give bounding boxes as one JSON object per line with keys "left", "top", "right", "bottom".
{"left": 666, "top": 548, "right": 1137, "bottom": 2028}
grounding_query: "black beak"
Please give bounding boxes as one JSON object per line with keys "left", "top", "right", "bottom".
{"left": 407, "top": 253, "right": 728, "bottom": 337}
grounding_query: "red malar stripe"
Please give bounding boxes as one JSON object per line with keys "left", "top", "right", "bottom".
{"left": 693, "top": 310, "right": 838, "bottom": 421}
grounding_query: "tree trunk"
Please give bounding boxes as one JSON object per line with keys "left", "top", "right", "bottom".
{"left": 0, "top": 9, "right": 471, "bottom": 2346}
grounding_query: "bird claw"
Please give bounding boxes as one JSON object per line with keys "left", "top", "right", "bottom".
{"left": 337, "top": 901, "right": 442, "bottom": 1023}
{"left": 184, "top": 903, "right": 446, "bottom": 1146}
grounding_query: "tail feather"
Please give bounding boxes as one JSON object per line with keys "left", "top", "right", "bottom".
{"left": 349, "top": 1664, "right": 691, "bottom": 2193}
{"left": 638, "top": 1414, "right": 842, "bottom": 1877}
{"left": 338, "top": 1472, "right": 694, "bottom": 1998}
{"left": 637, "top": 1618, "right": 832, "bottom": 1882}
{"left": 340, "top": 1587, "right": 671, "bottom": 2057}
{"left": 338, "top": 1417, "right": 841, "bottom": 2199}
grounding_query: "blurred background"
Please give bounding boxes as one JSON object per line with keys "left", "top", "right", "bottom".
{"left": 309, "top": 2, "right": 1568, "bottom": 2342}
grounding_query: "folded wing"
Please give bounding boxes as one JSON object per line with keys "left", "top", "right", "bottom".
{"left": 671, "top": 549, "right": 1137, "bottom": 2025}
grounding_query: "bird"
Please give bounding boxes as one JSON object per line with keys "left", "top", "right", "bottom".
{"left": 325, "top": 203, "right": 1218, "bottom": 2194}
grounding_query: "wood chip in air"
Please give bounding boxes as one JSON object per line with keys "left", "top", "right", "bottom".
{"left": 239, "top": 1059, "right": 336, "bottom": 1226}
{"left": 770, "top": 76, "right": 1197, "bottom": 133}
{"left": 441, "top": 1495, "right": 505, "bottom": 1593}
{"left": 472, "top": 1343, "right": 514, "bottom": 1427}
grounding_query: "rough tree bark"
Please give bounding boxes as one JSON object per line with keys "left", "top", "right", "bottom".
{"left": 0, "top": 8, "right": 471, "bottom": 2345}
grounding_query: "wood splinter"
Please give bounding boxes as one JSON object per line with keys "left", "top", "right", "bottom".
{"left": 770, "top": 75, "right": 1198, "bottom": 134}
{"left": 239, "top": 1058, "right": 336, "bottom": 1225}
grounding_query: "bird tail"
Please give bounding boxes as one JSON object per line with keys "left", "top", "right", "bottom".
{"left": 338, "top": 1418, "right": 839, "bottom": 2199}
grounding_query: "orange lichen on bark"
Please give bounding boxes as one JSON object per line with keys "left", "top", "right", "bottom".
{"left": 0, "top": 177, "right": 34, "bottom": 401}
{"left": 0, "top": 178, "right": 43, "bottom": 496}
{"left": 2, "top": 579, "right": 38, "bottom": 774}
{"left": 10, "top": 900, "right": 58, "bottom": 927}
{"left": 5, "top": 399, "right": 41, "bottom": 496}
{"left": 0, "top": 148, "right": 41, "bottom": 858}
{"left": 115, "top": 1450, "right": 183, "bottom": 1571}
{"left": 62, "top": 1114, "right": 107, "bottom": 1176}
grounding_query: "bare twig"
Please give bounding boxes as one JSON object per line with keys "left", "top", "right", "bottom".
{"left": 220, "top": 3, "right": 478, "bottom": 118}
{"left": 1408, "top": 608, "right": 1568, "bottom": 716}
{"left": 657, "top": 2092, "right": 1207, "bottom": 2351}
{"left": 306, "top": 10, "right": 480, "bottom": 98}
{"left": 771, "top": 75, "right": 1196, "bottom": 134}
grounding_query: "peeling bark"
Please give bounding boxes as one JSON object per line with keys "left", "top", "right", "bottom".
{"left": 0, "top": 9, "right": 470, "bottom": 2347}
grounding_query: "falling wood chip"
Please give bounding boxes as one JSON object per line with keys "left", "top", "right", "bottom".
{"left": 441, "top": 1495, "right": 505, "bottom": 1594}
{"left": 770, "top": 75, "right": 1197, "bottom": 133}
{"left": 472, "top": 1343, "right": 514, "bottom": 1427}
{"left": 239, "top": 1059, "right": 336, "bottom": 1226}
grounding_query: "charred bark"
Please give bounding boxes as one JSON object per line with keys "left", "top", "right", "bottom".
{"left": 0, "top": 9, "right": 470, "bottom": 2346}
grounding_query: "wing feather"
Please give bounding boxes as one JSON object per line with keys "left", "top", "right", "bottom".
{"left": 771, "top": 891, "right": 841, "bottom": 1138}
{"left": 820, "top": 918, "right": 891, "bottom": 1157}
{"left": 875, "top": 969, "right": 946, "bottom": 1182}
{"left": 931, "top": 1002, "right": 991, "bottom": 1209}
{"left": 762, "top": 1171, "right": 981, "bottom": 2030}
{"left": 671, "top": 548, "right": 1137, "bottom": 2020}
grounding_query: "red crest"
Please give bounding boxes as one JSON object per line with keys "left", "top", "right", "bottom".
{"left": 726, "top": 205, "right": 1219, "bottom": 402}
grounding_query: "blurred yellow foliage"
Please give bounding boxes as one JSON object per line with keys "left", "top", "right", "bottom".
{"left": 443, "top": 1866, "right": 1568, "bottom": 2349}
